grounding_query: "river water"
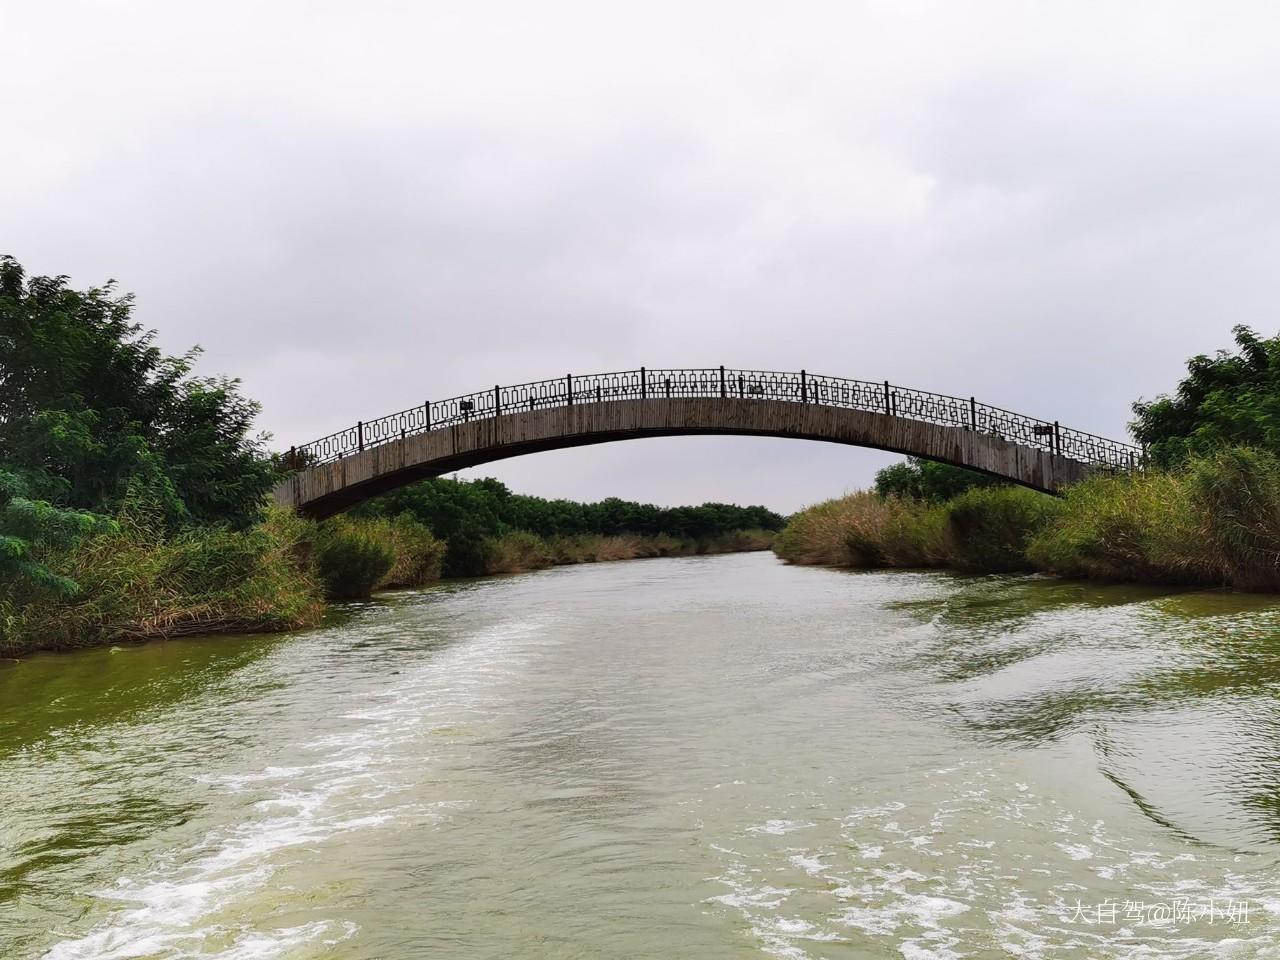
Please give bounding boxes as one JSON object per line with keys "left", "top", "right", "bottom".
{"left": 5, "top": 552, "right": 1280, "bottom": 959}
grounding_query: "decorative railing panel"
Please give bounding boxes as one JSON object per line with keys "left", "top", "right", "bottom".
{"left": 285, "top": 367, "right": 1141, "bottom": 472}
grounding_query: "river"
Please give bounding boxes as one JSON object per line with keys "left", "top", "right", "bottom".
{"left": 4, "top": 552, "right": 1280, "bottom": 958}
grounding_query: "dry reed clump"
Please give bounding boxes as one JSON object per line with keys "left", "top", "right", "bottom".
{"left": 772, "top": 494, "right": 870, "bottom": 566}
{"left": 694, "top": 529, "right": 777, "bottom": 554}
{"left": 773, "top": 493, "right": 944, "bottom": 568}
{"left": 482, "top": 529, "right": 554, "bottom": 573}
{"left": 481, "top": 528, "right": 774, "bottom": 574}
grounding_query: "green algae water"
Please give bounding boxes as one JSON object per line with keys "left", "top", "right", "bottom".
{"left": 5, "top": 552, "right": 1280, "bottom": 958}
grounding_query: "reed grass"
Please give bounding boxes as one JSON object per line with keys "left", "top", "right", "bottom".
{"left": 775, "top": 446, "right": 1280, "bottom": 592}
{"left": 945, "top": 486, "right": 1060, "bottom": 573}
{"left": 481, "top": 529, "right": 775, "bottom": 574}
{"left": 774, "top": 492, "right": 949, "bottom": 568}
{"left": 0, "top": 507, "right": 324, "bottom": 655}
{"left": 0, "top": 508, "right": 453, "bottom": 654}
{"left": 1186, "top": 447, "right": 1280, "bottom": 590}
{"left": 1026, "top": 471, "right": 1212, "bottom": 583}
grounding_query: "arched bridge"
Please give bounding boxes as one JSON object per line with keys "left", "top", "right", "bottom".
{"left": 274, "top": 368, "right": 1141, "bottom": 518}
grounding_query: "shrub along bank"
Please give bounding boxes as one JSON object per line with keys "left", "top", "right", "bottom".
{"left": 353, "top": 476, "right": 784, "bottom": 577}
{"left": 1, "top": 492, "right": 777, "bottom": 657}
{"left": 774, "top": 446, "right": 1280, "bottom": 591}
{"left": 0, "top": 509, "right": 432, "bottom": 656}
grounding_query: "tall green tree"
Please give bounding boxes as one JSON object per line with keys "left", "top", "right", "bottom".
{"left": 874, "top": 457, "right": 999, "bottom": 502}
{"left": 1131, "top": 325, "right": 1280, "bottom": 467}
{"left": 0, "top": 256, "right": 277, "bottom": 527}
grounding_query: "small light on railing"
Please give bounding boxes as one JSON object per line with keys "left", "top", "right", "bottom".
{"left": 459, "top": 400, "right": 474, "bottom": 412}
{"left": 1032, "top": 424, "right": 1054, "bottom": 437}
{"left": 747, "top": 383, "right": 764, "bottom": 395}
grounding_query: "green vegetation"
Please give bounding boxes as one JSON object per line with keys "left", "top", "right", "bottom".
{"left": 0, "top": 256, "right": 780, "bottom": 655}
{"left": 0, "top": 508, "right": 449, "bottom": 656}
{"left": 376, "top": 514, "right": 450, "bottom": 588}
{"left": 19, "top": 252, "right": 1280, "bottom": 659}
{"left": 312, "top": 513, "right": 447, "bottom": 599}
{"left": 0, "top": 479, "right": 775, "bottom": 656}
{"left": 0, "top": 257, "right": 311, "bottom": 655}
{"left": 1031, "top": 447, "right": 1280, "bottom": 590}
{"left": 782, "top": 326, "right": 1280, "bottom": 592}
{"left": 775, "top": 487, "right": 1055, "bottom": 574}
{"left": 356, "top": 476, "right": 784, "bottom": 576}
{"left": 1, "top": 475, "right": 774, "bottom": 655}
{"left": 1025, "top": 470, "right": 1209, "bottom": 584}
{"left": 773, "top": 492, "right": 943, "bottom": 568}
{"left": 945, "top": 486, "right": 1059, "bottom": 573}
{"left": 776, "top": 448, "right": 1280, "bottom": 591}
{"left": 313, "top": 517, "right": 396, "bottom": 599}
{"left": 1187, "top": 447, "right": 1280, "bottom": 591}
{"left": 0, "top": 469, "right": 115, "bottom": 596}
{"left": 481, "top": 528, "right": 776, "bottom": 574}
{"left": 0, "top": 256, "right": 277, "bottom": 531}
{"left": 1132, "top": 325, "right": 1280, "bottom": 467}
{"left": 873, "top": 457, "right": 999, "bottom": 503}
{"left": 1, "top": 508, "right": 323, "bottom": 656}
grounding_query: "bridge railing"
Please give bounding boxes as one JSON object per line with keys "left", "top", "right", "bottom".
{"left": 286, "top": 367, "right": 1142, "bottom": 472}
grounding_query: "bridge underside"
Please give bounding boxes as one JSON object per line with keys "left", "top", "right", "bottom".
{"left": 275, "top": 398, "right": 1096, "bottom": 518}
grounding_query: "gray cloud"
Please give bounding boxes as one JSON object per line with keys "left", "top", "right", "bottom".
{"left": 5, "top": 0, "right": 1279, "bottom": 510}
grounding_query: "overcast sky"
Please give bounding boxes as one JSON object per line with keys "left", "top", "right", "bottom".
{"left": 5, "top": 1, "right": 1278, "bottom": 512}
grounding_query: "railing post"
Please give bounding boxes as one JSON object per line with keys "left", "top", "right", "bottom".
{"left": 288, "top": 446, "right": 296, "bottom": 470}
{"left": 494, "top": 385, "right": 501, "bottom": 418}
{"left": 566, "top": 373, "right": 573, "bottom": 406}
{"left": 720, "top": 365, "right": 726, "bottom": 397}
{"left": 640, "top": 367, "right": 646, "bottom": 399}
{"left": 665, "top": 377, "right": 671, "bottom": 398}
{"left": 884, "top": 381, "right": 891, "bottom": 416}
{"left": 357, "top": 421, "right": 364, "bottom": 452}
{"left": 425, "top": 401, "right": 431, "bottom": 432}
{"left": 801, "top": 369, "right": 807, "bottom": 403}
{"left": 970, "top": 397, "right": 976, "bottom": 430}
{"left": 1053, "top": 421, "right": 1060, "bottom": 456}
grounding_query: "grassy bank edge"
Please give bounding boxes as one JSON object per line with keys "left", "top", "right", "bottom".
{"left": 0, "top": 516, "right": 774, "bottom": 657}
{"left": 773, "top": 446, "right": 1280, "bottom": 592}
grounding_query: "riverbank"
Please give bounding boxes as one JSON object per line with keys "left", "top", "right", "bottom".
{"left": 0, "top": 510, "right": 775, "bottom": 657}
{"left": 9, "top": 552, "right": 1280, "bottom": 959}
{"left": 774, "top": 445, "right": 1280, "bottom": 591}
